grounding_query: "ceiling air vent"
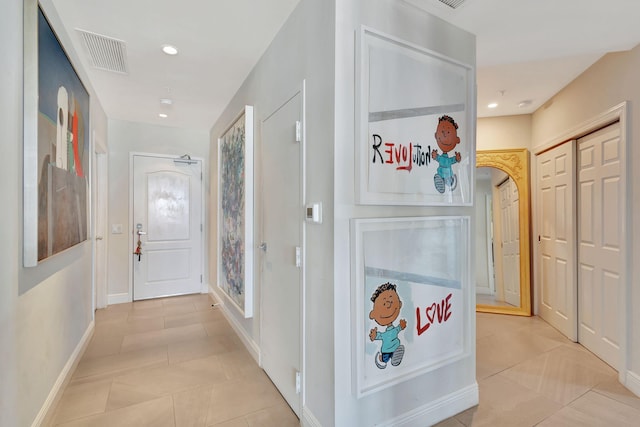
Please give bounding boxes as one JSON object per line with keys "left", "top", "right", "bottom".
{"left": 436, "top": 0, "right": 467, "bottom": 9}
{"left": 76, "top": 29, "right": 128, "bottom": 74}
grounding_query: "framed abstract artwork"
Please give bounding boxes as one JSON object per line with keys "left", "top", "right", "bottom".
{"left": 355, "top": 26, "right": 475, "bottom": 206}
{"left": 218, "top": 106, "right": 254, "bottom": 318}
{"left": 351, "top": 216, "right": 472, "bottom": 397}
{"left": 23, "top": 2, "right": 91, "bottom": 267}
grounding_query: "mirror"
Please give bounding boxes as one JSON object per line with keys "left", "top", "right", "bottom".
{"left": 475, "top": 149, "right": 531, "bottom": 316}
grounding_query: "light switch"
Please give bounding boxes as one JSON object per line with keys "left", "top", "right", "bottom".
{"left": 305, "top": 203, "right": 322, "bottom": 224}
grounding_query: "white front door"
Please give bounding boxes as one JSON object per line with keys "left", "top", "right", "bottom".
{"left": 537, "top": 142, "right": 577, "bottom": 341}
{"left": 577, "top": 122, "right": 623, "bottom": 369}
{"left": 132, "top": 155, "right": 202, "bottom": 300}
{"left": 260, "top": 90, "right": 303, "bottom": 417}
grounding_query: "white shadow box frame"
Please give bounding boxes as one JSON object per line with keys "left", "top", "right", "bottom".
{"left": 351, "top": 216, "right": 473, "bottom": 397}
{"left": 355, "top": 26, "right": 475, "bottom": 206}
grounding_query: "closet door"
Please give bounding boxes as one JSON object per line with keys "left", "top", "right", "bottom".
{"left": 577, "top": 122, "right": 622, "bottom": 369}
{"left": 537, "top": 142, "right": 577, "bottom": 341}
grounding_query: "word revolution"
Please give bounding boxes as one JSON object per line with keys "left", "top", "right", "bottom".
{"left": 415, "top": 293, "right": 453, "bottom": 336}
{"left": 371, "top": 134, "right": 432, "bottom": 172}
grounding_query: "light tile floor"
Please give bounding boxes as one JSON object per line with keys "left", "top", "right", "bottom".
{"left": 47, "top": 294, "right": 298, "bottom": 427}
{"left": 439, "top": 312, "right": 640, "bottom": 426}
{"left": 48, "top": 295, "right": 640, "bottom": 426}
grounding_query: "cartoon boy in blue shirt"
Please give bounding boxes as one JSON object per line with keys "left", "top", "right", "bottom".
{"left": 369, "top": 282, "right": 406, "bottom": 369}
{"left": 432, "top": 115, "right": 462, "bottom": 193}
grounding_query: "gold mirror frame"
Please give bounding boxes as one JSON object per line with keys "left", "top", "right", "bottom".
{"left": 476, "top": 148, "right": 531, "bottom": 316}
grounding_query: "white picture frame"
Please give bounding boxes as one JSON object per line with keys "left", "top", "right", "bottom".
{"left": 351, "top": 216, "right": 472, "bottom": 397}
{"left": 217, "top": 106, "right": 254, "bottom": 318}
{"left": 355, "top": 26, "right": 475, "bottom": 206}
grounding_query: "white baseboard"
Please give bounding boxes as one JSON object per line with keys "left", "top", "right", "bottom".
{"left": 107, "top": 292, "right": 130, "bottom": 305}
{"left": 302, "top": 406, "right": 323, "bottom": 427}
{"left": 208, "top": 286, "right": 260, "bottom": 364}
{"left": 379, "top": 383, "right": 479, "bottom": 427}
{"left": 33, "top": 320, "right": 95, "bottom": 427}
{"left": 625, "top": 371, "right": 640, "bottom": 398}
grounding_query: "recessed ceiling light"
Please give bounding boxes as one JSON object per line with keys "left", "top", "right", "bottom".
{"left": 487, "top": 103, "right": 498, "bottom": 109}
{"left": 160, "top": 98, "right": 173, "bottom": 105}
{"left": 158, "top": 113, "right": 168, "bottom": 118}
{"left": 162, "top": 45, "right": 178, "bottom": 55}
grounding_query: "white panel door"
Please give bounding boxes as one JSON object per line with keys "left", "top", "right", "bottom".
{"left": 94, "top": 151, "right": 108, "bottom": 309}
{"left": 500, "top": 178, "right": 520, "bottom": 307}
{"left": 132, "top": 155, "right": 202, "bottom": 300}
{"left": 260, "top": 91, "right": 302, "bottom": 417}
{"left": 577, "top": 122, "right": 622, "bottom": 369}
{"left": 537, "top": 142, "right": 577, "bottom": 341}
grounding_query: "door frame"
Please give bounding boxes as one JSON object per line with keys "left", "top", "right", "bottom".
{"left": 128, "top": 152, "right": 206, "bottom": 302}
{"left": 258, "top": 80, "right": 306, "bottom": 416}
{"left": 92, "top": 133, "right": 108, "bottom": 310}
{"left": 533, "top": 101, "right": 629, "bottom": 383}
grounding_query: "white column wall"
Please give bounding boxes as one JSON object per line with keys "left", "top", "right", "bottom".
{"left": 333, "top": 1, "right": 477, "bottom": 425}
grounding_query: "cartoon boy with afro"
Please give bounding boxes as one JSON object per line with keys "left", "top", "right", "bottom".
{"left": 369, "top": 282, "right": 407, "bottom": 369}
{"left": 432, "top": 115, "right": 462, "bottom": 193}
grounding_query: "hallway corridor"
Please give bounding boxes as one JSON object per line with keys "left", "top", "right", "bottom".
{"left": 47, "top": 295, "right": 640, "bottom": 426}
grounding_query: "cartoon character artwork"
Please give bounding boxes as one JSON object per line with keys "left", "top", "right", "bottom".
{"left": 369, "top": 282, "right": 407, "bottom": 369}
{"left": 431, "top": 115, "right": 461, "bottom": 194}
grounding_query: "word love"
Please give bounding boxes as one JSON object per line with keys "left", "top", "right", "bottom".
{"left": 415, "top": 293, "right": 453, "bottom": 336}
{"left": 371, "top": 134, "right": 432, "bottom": 172}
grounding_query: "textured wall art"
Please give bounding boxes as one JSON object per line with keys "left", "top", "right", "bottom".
{"left": 23, "top": 3, "right": 90, "bottom": 267}
{"left": 218, "top": 106, "right": 254, "bottom": 317}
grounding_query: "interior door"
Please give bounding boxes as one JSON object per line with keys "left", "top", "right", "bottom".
{"left": 132, "top": 155, "right": 202, "bottom": 300}
{"left": 500, "top": 178, "right": 520, "bottom": 306}
{"left": 577, "top": 122, "right": 622, "bottom": 369}
{"left": 260, "top": 91, "right": 303, "bottom": 417}
{"left": 94, "top": 150, "right": 108, "bottom": 309}
{"left": 537, "top": 142, "right": 577, "bottom": 340}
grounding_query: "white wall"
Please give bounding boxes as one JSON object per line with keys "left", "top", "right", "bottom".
{"left": 1, "top": 1, "right": 108, "bottom": 425}
{"left": 107, "top": 119, "right": 210, "bottom": 302}
{"left": 334, "top": 1, "right": 477, "bottom": 425}
{"left": 530, "top": 44, "right": 640, "bottom": 391}
{"left": 0, "top": 1, "right": 22, "bottom": 424}
{"left": 208, "top": 0, "right": 336, "bottom": 424}
{"left": 477, "top": 115, "right": 532, "bottom": 151}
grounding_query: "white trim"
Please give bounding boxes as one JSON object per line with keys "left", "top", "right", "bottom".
{"left": 301, "top": 406, "right": 323, "bottom": 427}
{"left": 33, "top": 321, "right": 95, "bottom": 427}
{"left": 107, "top": 292, "right": 130, "bottom": 305}
{"left": 533, "top": 102, "right": 627, "bottom": 155}
{"left": 377, "top": 383, "right": 478, "bottom": 427}
{"left": 624, "top": 371, "right": 640, "bottom": 398}
{"left": 209, "top": 285, "right": 260, "bottom": 364}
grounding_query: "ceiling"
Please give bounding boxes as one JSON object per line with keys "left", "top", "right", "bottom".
{"left": 49, "top": 0, "right": 640, "bottom": 130}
